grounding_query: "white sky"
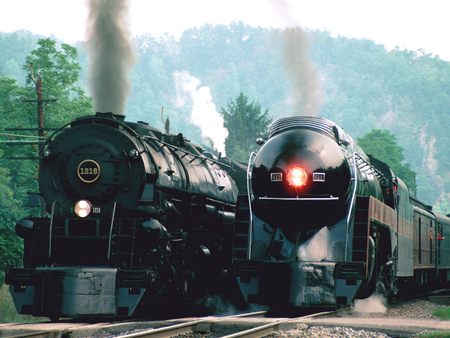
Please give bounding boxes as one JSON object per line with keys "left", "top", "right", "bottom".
{"left": 0, "top": 0, "right": 449, "bottom": 60}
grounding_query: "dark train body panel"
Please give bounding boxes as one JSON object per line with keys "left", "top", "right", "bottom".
{"left": 5, "top": 112, "right": 246, "bottom": 319}
{"left": 436, "top": 214, "right": 450, "bottom": 267}
{"left": 233, "top": 116, "right": 450, "bottom": 310}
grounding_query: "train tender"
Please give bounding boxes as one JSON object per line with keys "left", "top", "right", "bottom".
{"left": 232, "top": 116, "right": 450, "bottom": 310}
{"left": 5, "top": 112, "right": 246, "bottom": 319}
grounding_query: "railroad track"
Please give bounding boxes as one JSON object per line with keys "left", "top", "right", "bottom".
{"left": 0, "top": 311, "right": 269, "bottom": 338}
{"left": 0, "top": 310, "right": 340, "bottom": 338}
{"left": 0, "top": 316, "right": 159, "bottom": 338}
{"left": 117, "top": 311, "right": 269, "bottom": 338}
{"left": 116, "top": 310, "right": 336, "bottom": 338}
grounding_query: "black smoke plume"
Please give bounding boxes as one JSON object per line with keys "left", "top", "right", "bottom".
{"left": 87, "top": 0, "right": 136, "bottom": 115}
{"left": 283, "top": 27, "right": 321, "bottom": 116}
{"left": 271, "top": 0, "right": 321, "bottom": 116}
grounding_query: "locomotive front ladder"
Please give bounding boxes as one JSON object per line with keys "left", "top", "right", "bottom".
{"left": 232, "top": 194, "right": 251, "bottom": 261}
{"left": 352, "top": 196, "right": 370, "bottom": 276}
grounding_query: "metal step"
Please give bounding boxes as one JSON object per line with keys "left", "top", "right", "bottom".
{"left": 352, "top": 197, "right": 370, "bottom": 264}
{"left": 232, "top": 195, "right": 250, "bottom": 261}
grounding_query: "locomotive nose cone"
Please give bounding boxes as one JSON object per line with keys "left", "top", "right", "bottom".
{"left": 252, "top": 128, "right": 351, "bottom": 200}
{"left": 250, "top": 127, "right": 352, "bottom": 230}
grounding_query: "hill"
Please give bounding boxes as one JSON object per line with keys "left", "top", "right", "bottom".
{"left": 1, "top": 23, "right": 449, "bottom": 210}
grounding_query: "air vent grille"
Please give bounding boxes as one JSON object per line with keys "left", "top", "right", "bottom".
{"left": 268, "top": 116, "right": 337, "bottom": 140}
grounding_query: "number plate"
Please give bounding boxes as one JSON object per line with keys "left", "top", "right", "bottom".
{"left": 77, "top": 159, "right": 101, "bottom": 183}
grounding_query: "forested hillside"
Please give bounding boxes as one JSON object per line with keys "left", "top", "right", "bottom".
{"left": 1, "top": 22, "right": 449, "bottom": 210}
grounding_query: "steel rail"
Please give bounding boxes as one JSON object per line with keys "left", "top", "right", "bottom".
{"left": 117, "top": 311, "right": 268, "bottom": 338}
{"left": 221, "top": 310, "right": 337, "bottom": 338}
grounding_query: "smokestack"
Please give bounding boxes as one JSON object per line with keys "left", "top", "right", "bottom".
{"left": 87, "top": 0, "right": 136, "bottom": 115}
{"left": 270, "top": 0, "right": 321, "bottom": 116}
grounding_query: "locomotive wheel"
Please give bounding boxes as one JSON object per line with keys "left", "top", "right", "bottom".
{"left": 356, "top": 232, "right": 397, "bottom": 301}
{"left": 378, "top": 260, "right": 397, "bottom": 303}
{"left": 356, "top": 236, "right": 377, "bottom": 299}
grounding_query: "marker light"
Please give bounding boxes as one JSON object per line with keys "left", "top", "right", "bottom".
{"left": 74, "top": 200, "right": 92, "bottom": 218}
{"left": 287, "top": 166, "right": 308, "bottom": 188}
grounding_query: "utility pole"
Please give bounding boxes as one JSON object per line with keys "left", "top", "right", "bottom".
{"left": 21, "top": 64, "right": 56, "bottom": 138}
{"left": 36, "top": 74, "right": 45, "bottom": 138}
{"left": 3, "top": 64, "right": 57, "bottom": 159}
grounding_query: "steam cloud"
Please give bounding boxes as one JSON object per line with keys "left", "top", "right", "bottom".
{"left": 298, "top": 227, "right": 329, "bottom": 261}
{"left": 174, "top": 70, "right": 228, "bottom": 155}
{"left": 197, "top": 294, "right": 238, "bottom": 315}
{"left": 271, "top": 0, "right": 321, "bottom": 116}
{"left": 87, "top": 0, "right": 136, "bottom": 115}
{"left": 354, "top": 293, "right": 387, "bottom": 313}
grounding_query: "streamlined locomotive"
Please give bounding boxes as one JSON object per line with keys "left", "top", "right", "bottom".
{"left": 5, "top": 112, "right": 246, "bottom": 319}
{"left": 233, "top": 116, "right": 450, "bottom": 310}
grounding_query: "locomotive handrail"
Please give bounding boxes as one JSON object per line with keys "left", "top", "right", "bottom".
{"left": 48, "top": 200, "right": 62, "bottom": 259}
{"left": 107, "top": 202, "right": 117, "bottom": 261}
{"left": 344, "top": 153, "right": 359, "bottom": 261}
{"left": 246, "top": 152, "right": 257, "bottom": 259}
{"left": 258, "top": 196, "right": 339, "bottom": 201}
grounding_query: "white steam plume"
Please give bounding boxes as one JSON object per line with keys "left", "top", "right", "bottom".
{"left": 174, "top": 70, "right": 228, "bottom": 155}
{"left": 87, "top": 0, "right": 136, "bottom": 115}
{"left": 270, "top": 0, "right": 322, "bottom": 116}
{"left": 298, "top": 227, "right": 329, "bottom": 261}
{"left": 354, "top": 293, "right": 387, "bottom": 314}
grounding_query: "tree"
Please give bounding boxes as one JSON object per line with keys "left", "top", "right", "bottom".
{"left": 2, "top": 39, "right": 92, "bottom": 202}
{"left": 357, "top": 129, "right": 417, "bottom": 195}
{"left": 0, "top": 77, "right": 27, "bottom": 281}
{"left": 0, "top": 39, "right": 92, "bottom": 283}
{"left": 221, "top": 93, "right": 272, "bottom": 162}
{"left": 23, "top": 38, "right": 92, "bottom": 127}
{"left": 0, "top": 159, "right": 23, "bottom": 283}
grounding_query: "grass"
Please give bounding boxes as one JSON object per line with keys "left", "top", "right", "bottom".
{"left": 0, "top": 284, "right": 43, "bottom": 323}
{"left": 433, "top": 307, "right": 450, "bottom": 320}
{"left": 419, "top": 332, "right": 450, "bottom": 338}
{"left": 416, "top": 307, "right": 450, "bottom": 337}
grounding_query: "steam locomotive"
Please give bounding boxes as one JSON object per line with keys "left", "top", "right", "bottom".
{"left": 6, "top": 112, "right": 449, "bottom": 319}
{"left": 232, "top": 116, "right": 450, "bottom": 310}
{"left": 5, "top": 112, "right": 246, "bottom": 319}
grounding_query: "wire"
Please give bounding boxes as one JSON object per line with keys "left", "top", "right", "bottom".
{"left": 0, "top": 132, "right": 44, "bottom": 139}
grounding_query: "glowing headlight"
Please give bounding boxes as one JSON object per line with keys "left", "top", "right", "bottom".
{"left": 74, "top": 200, "right": 92, "bottom": 218}
{"left": 287, "top": 166, "right": 308, "bottom": 188}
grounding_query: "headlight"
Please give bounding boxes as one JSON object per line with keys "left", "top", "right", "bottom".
{"left": 74, "top": 200, "right": 92, "bottom": 218}
{"left": 287, "top": 166, "right": 308, "bottom": 188}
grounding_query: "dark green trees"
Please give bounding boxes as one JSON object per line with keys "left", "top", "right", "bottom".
{"left": 358, "top": 129, "right": 417, "bottom": 195}
{"left": 221, "top": 93, "right": 272, "bottom": 162}
{"left": 24, "top": 38, "right": 92, "bottom": 126}
{"left": 0, "top": 39, "right": 92, "bottom": 284}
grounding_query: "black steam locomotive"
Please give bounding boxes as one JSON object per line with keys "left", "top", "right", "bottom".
{"left": 5, "top": 112, "right": 246, "bottom": 319}
{"left": 233, "top": 116, "right": 450, "bottom": 310}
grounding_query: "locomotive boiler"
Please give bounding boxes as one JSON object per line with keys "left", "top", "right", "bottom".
{"left": 5, "top": 112, "right": 245, "bottom": 319}
{"left": 232, "top": 116, "right": 450, "bottom": 310}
